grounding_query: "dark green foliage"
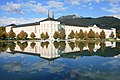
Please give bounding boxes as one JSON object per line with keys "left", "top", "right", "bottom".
{"left": 117, "top": 30, "right": 120, "bottom": 38}
{"left": 100, "top": 42, "right": 106, "bottom": 52}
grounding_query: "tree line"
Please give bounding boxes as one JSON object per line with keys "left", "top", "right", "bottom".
{"left": 0, "top": 27, "right": 116, "bottom": 40}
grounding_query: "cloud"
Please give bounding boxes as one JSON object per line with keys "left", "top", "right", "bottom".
{"left": 47, "top": 1, "right": 67, "bottom": 12}
{"left": 0, "top": 2, "right": 23, "bottom": 14}
{"left": 0, "top": 1, "right": 67, "bottom": 15}
{"left": 65, "top": 0, "right": 120, "bottom": 5}
{"left": 65, "top": 0, "right": 102, "bottom": 5}
{"left": 0, "top": 16, "right": 44, "bottom": 26}
{"left": 108, "top": 0, "right": 120, "bottom": 3}
{"left": 23, "top": 2, "right": 47, "bottom": 14}
{"left": 101, "top": 3, "right": 120, "bottom": 13}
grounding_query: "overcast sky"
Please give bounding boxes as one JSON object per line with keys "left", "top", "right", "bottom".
{"left": 0, "top": 0, "right": 120, "bottom": 26}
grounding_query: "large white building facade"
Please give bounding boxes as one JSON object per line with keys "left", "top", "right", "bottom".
{"left": 6, "top": 13, "right": 116, "bottom": 39}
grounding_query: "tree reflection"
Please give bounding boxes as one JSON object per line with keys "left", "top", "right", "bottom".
{"left": 95, "top": 41, "right": 99, "bottom": 45}
{"left": 30, "top": 42, "right": 36, "bottom": 49}
{"left": 88, "top": 42, "right": 95, "bottom": 52}
{"left": 17, "top": 41, "right": 28, "bottom": 51}
{"left": 68, "top": 41, "right": 75, "bottom": 50}
{"left": 78, "top": 42, "right": 84, "bottom": 52}
{"left": 45, "top": 41, "right": 49, "bottom": 48}
{"left": 60, "top": 41, "right": 66, "bottom": 51}
{"left": 100, "top": 42, "right": 106, "bottom": 52}
{"left": 53, "top": 41, "right": 59, "bottom": 49}
{"left": 8, "top": 42, "right": 16, "bottom": 52}
{"left": 0, "top": 42, "right": 8, "bottom": 52}
{"left": 84, "top": 41, "right": 88, "bottom": 47}
{"left": 116, "top": 42, "right": 120, "bottom": 51}
{"left": 41, "top": 41, "right": 49, "bottom": 48}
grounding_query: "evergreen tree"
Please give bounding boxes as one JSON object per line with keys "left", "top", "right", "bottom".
{"left": 84, "top": 31, "right": 88, "bottom": 40}
{"left": 30, "top": 32, "right": 36, "bottom": 39}
{"left": 99, "top": 30, "right": 106, "bottom": 39}
{"left": 88, "top": 29, "right": 95, "bottom": 38}
{"left": 75, "top": 31, "right": 79, "bottom": 39}
{"left": 95, "top": 32, "right": 99, "bottom": 38}
{"left": 0, "top": 27, "right": 6, "bottom": 39}
{"left": 45, "top": 32, "right": 49, "bottom": 39}
{"left": 68, "top": 30, "right": 75, "bottom": 39}
{"left": 8, "top": 28, "right": 16, "bottom": 39}
{"left": 60, "top": 30, "right": 66, "bottom": 39}
{"left": 18, "top": 30, "right": 28, "bottom": 40}
{"left": 40, "top": 33, "right": 45, "bottom": 39}
{"left": 2, "top": 31, "right": 8, "bottom": 39}
{"left": 78, "top": 29, "right": 84, "bottom": 39}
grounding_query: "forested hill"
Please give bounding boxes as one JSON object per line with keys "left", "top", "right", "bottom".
{"left": 57, "top": 14, "right": 120, "bottom": 30}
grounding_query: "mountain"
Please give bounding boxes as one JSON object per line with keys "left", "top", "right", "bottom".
{"left": 57, "top": 15, "right": 120, "bottom": 30}
{"left": 58, "top": 14, "right": 82, "bottom": 20}
{"left": 112, "top": 15, "right": 120, "bottom": 19}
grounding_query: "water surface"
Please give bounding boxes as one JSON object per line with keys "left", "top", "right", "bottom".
{"left": 0, "top": 41, "right": 120, "bottom": 80}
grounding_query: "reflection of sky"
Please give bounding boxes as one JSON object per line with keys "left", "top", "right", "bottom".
{"left": 0, "top": 52, "right": 120, "bottom": 80}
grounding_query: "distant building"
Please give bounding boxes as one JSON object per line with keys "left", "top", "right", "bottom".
{"left": 6, "top": 11, "right": 116, "bottom": 39}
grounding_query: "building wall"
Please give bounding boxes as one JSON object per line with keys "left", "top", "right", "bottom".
{"left": 6, "top": 21, "right": 116, "bottom": 39}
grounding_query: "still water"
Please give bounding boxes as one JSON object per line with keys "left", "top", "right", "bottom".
{"left": 0, "top": 41, "right": 120, "bottom": 80}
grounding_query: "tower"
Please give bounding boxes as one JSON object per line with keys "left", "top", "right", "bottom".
{"left": 52, "top": 11, "right": 54, "bottom": 19}
{"left": 48, "top": 10, "right": 50, "bottom": 18}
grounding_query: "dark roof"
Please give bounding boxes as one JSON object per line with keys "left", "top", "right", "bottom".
{"left": 13, "top": 22, "right": 40, "bottom": 28}
{"left": 40, "top": 17, "right": 58, "bottom": 22}
{"left": 7, "top": 17, "right": 57, "bottom": 28}
{"left": 5, "top": 24, "right": 16, "bottom": 27}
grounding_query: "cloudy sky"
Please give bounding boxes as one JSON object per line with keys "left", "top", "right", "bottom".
{"left": 0, "top": 0, "right": 120, "bottom": 26}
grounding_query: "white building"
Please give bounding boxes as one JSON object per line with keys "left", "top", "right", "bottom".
{"left": 6, "top": 12, "right": 116, "bottom": 39}
{"left": 6, "top": 41, "right": 116, "bottom": 59}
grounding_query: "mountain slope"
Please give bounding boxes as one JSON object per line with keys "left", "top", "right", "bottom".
{"left": 57, "top": 15, "right": 120, "bottom": 30}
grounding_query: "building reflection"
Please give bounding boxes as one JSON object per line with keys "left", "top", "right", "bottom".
{"left": 0, "top": 41, "right": 119, "bottom": 60}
